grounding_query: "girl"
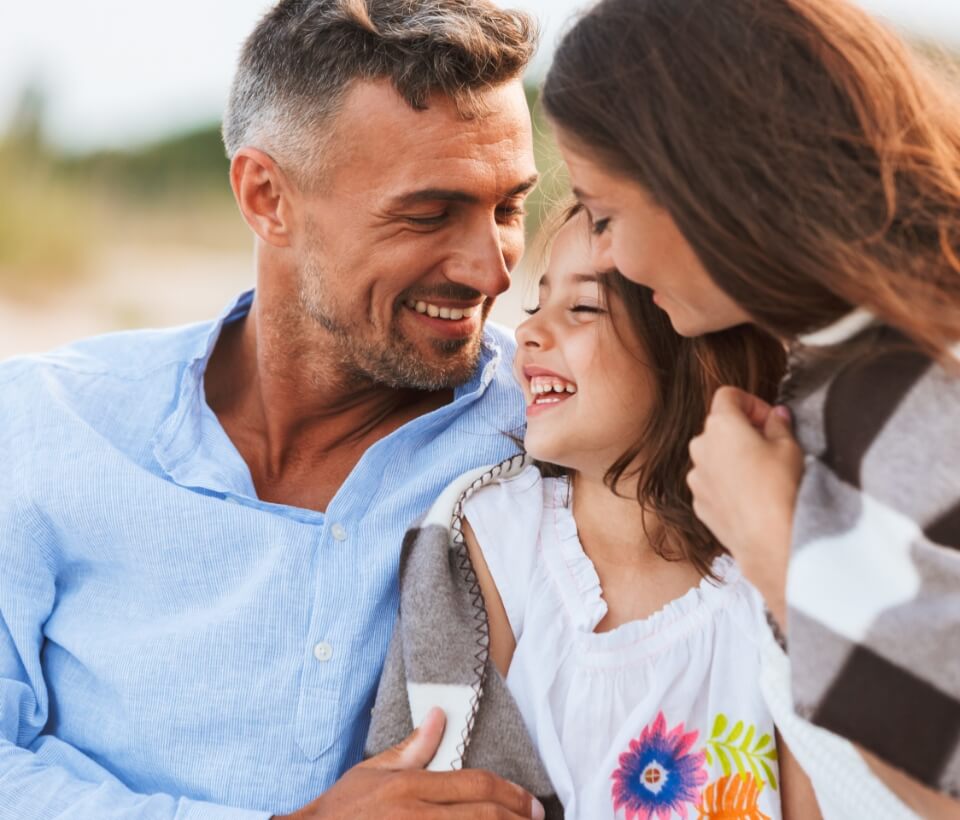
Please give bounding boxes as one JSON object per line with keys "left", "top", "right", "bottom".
{"left": 541, "top": 0, "right": 960, "bottom": 816}
{"left": 367, "top": 205, "right": 812, "bottom": 819}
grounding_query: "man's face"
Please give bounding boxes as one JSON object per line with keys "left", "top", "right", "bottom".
{"left": 290, "top": 79, "right": 537, "bottom": 390}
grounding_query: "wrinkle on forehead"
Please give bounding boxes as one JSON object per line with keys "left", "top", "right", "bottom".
{"left": 323, "top": 78, "right": 535, "bottom": 198}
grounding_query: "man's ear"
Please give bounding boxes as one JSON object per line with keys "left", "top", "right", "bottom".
{"left": 230, "top": 147, "right": 295, "bottom": 247}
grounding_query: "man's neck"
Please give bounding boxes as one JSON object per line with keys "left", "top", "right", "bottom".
{"left": 205, "top": 296, "right": 453, "bottom": 512}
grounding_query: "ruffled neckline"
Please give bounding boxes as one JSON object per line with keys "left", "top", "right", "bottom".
{"left": 540, "top": 476, "right": 743, "bottom": 653}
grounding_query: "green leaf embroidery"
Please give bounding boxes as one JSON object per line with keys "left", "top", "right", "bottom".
{"left": 727, "top": 721, "right": 744, "bottom": 744}
{"left": 706, "top": 713, "right": 779, "bottom": 791}
{"left": 715, "top": 744, "right": 732, "bottom": 777}
{"left": 761, "top": 758, "right": 779, "bottom": 791}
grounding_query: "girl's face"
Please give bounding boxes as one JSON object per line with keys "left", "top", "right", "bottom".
{"left": 557, "top": 131, "right": 752, "bottom": 337}
{"left": 514, "top": 213, "right": 655, "bottom": 477}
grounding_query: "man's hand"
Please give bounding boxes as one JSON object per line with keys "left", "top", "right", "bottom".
{"left": 275, "top": 708, "right": 546, "bottom": 819}
{"left": 687, "top": 387, "right": 805, "bottom": 627}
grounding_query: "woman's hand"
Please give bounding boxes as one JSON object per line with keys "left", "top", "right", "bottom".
{"left": 687, "top": 386, "right": 805, "bottom": 627}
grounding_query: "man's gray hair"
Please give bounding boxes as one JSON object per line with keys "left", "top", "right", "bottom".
{"left": 223, "top": 0, "right": 538, "bottom": 186}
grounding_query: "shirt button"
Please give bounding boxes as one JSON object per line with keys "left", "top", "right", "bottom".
{"left": 330, "top": 523, "right": 348, "bottom": 542}
{"left": 313, "top": 641, "right": 334, "bottom": 662}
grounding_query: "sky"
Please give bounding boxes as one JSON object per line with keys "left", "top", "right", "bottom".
{"left": 3, "top": 0, "right": 960, "bottom": 152}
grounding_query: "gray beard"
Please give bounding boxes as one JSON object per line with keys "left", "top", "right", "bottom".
{"left": 296, "top": 281, "right": 483, "bottom": 392}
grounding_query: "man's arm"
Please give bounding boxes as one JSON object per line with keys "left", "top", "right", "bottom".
{"left": 0, "top": 506, "right": 271, "bottom": 820}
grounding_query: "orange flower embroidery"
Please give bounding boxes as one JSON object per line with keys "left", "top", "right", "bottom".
{"left": 696, "top": 774, "right": 770, "bottom": 820}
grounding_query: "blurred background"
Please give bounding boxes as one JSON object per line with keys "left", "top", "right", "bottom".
{"left": 2, "top": 0, "right": 960, "bottom": 357}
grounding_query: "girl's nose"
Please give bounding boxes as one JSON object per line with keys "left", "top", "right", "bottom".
{"left": 516, "top": 310, "right": 547, "bottom": 349}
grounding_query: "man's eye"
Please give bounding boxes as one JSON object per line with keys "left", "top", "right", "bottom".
{"left": 406, "top": 213, "right": 448, "bottom": 227}
{"left": 497, "top": 204, "right": 527, "bottom": 221}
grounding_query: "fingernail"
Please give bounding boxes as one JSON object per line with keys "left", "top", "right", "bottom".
{"left": 532, "top": 797, "right": 546, "bottom": 820}
{"left": 774, "top": 405, "right": 791, "bottom": 421}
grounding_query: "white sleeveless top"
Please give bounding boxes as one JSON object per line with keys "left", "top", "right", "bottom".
{"left": 464, "top": 465, "right": 783, "bottom": 820}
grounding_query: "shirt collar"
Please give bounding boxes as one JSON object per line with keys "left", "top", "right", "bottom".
{"left": 151, "top": 291, "right": 507, "bottom": 498}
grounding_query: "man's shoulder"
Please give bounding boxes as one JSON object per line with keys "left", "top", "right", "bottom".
{"left": 1, "top": 321, "right": 214, "bottom": 384}
{"left": 483, "top": 321, "right": 517, "bottom": 357}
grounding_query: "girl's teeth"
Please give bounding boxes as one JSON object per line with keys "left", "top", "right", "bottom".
{"left": 530, "top": 378, "right": 577, "bottom": 396}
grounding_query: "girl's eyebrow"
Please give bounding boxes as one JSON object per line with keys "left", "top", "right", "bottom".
{"left": 538, "top": 272, "right": 601, "bottom": 287}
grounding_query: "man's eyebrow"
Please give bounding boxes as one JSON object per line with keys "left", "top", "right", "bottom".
{"left": 510, "top": 174, "right": 540, "bottom": 197}
{"left": 390, "top": 174, "right": 540, "bottom": 208}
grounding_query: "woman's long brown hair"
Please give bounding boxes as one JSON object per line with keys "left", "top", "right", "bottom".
{"left": 543, "top": 0, "right": 960, "bottom": 357}
{"left": 537, "top": 204, "right": 786, "bottom": 579}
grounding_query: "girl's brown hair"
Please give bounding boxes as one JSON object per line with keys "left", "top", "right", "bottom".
{"left": 538, "top": 204, "right": 786, "bottom": 579}
{"left": 542, "top": 0, "right": 960, "bottom": 358}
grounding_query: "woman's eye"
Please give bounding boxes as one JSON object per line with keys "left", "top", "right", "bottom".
{"left": 571, "top": 305, "right": 604, "bottom": 314}
{"left": 523, "top": 306, "right": 541, "bottom": 316}
{"left": 590, "top": 217, "right": 611, "bottom": 236}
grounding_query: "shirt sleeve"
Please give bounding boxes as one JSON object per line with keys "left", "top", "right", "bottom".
{"left": 461, "top": 466, "right": 544, "bottom": 641}
{"left": 0, "top": 503, "right": 270, "bottom": 820}
{"left": 785, "top": 344, "right": 960, "bottom": 797}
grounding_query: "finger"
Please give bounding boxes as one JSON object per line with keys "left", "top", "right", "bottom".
{"left": 711, "top": 385, "right": 773, "bottom": 429}
{"left": 390, "top": 769, "right": 542, "bottom": 817}
{"left": 365, "top": 707, "right": 446, "bottom": 771}
{"left": 763, "top": 404, "right": 796, "bottom": 442}
{"left": 429, "top": 801, "right": 543, "bottom": 820}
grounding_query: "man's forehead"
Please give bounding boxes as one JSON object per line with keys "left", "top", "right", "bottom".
{"left": 328, "top": 78, "right": 536, "bottom": 194}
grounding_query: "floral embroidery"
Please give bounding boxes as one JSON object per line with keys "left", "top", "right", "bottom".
{"left": 696, "top": 774, "right": 771, "bottom": 820}
{"left": 611, "top": 711, "right": 709, "bottom": 820}
{"left": 703, "top": 715, "right": 779, "bottom": 791}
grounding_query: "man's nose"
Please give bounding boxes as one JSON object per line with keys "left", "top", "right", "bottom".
{"left": 446, "top": 220, "right": 513, "bottom": 297}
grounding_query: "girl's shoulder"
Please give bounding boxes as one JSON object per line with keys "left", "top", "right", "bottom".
{"left": 460, "top": 459, "right": 561, "bottom": 534}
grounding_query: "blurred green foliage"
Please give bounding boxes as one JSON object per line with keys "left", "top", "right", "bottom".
{"left": 0, "top": 83, "right": 566, "bottom": 299}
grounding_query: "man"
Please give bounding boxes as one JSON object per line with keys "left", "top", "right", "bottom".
{"left": 0, "top": 1, "right": 543, "bottom": 817}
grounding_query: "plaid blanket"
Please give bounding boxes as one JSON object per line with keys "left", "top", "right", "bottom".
{"left": 782, "top": 309, "right": 960, "bottom": 797}
{"left": 364, "top": 454, "right": 563, "bottom": 818}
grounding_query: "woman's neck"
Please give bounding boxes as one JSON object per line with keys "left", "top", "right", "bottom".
{"left": 570, "top": 469, "right": 704, "bottom": 633}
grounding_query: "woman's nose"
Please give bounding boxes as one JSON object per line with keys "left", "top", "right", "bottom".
{"left": 590, "top": 231, "right": 615, "bottom": 273}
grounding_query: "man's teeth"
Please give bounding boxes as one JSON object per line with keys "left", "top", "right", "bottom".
{"left": 406, "top": 299, "right": 477, "bottom": 321}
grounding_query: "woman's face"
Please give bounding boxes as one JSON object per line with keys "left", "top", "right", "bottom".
{"left": 557, "top": 132, "right": 752, "bottom": 337}
{"left": 514, "top": 213, "right": 655, "bottom": 478}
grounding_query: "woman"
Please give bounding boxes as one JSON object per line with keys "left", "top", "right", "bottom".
{"left": 542, "top": 0, "right": 960, "bottom": 817}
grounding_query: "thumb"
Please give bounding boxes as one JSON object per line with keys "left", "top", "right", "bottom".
{"left": 365, "top": 707, "right": 446, "bottom": 771}
{"left": 763, "top": 404, "right": 795, "bottom": 442}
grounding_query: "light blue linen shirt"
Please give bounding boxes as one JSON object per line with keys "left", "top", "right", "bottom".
{"left": 0, "top": 291, "right": 525, "bottom": 819}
